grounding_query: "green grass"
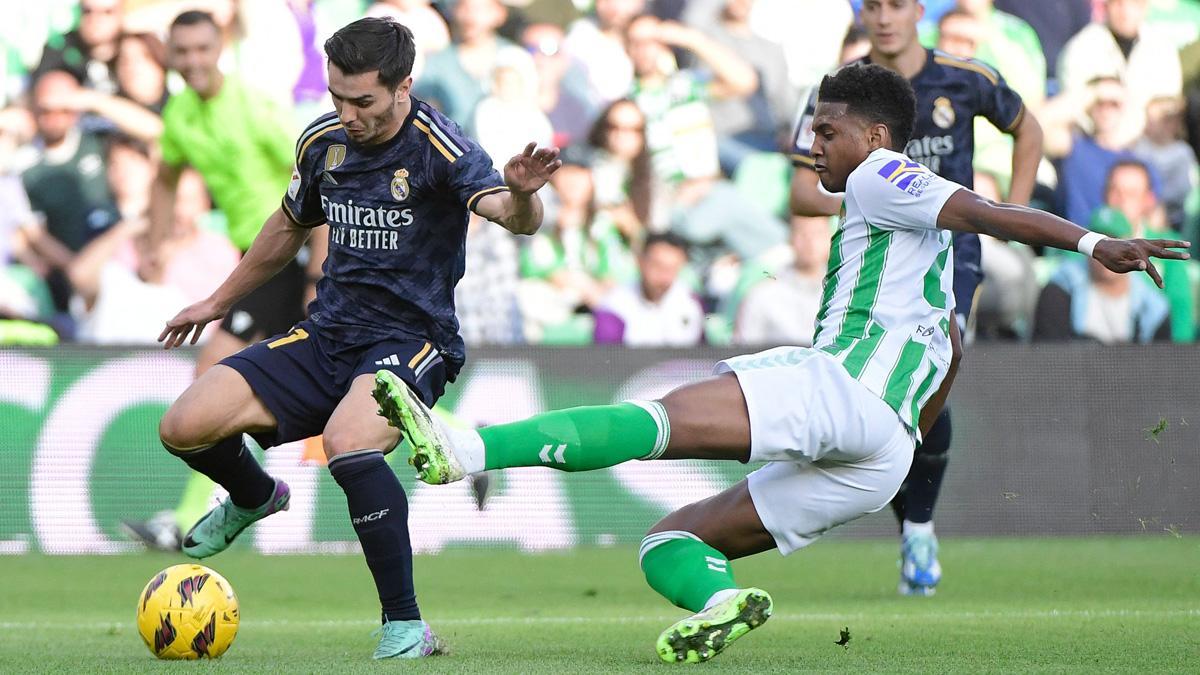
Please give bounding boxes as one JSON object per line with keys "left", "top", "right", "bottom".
{"left": 0, "top": 537, "right": 1197, "bottom": 673}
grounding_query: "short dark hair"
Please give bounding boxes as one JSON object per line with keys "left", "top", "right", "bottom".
{"left": 841, "top": 23, "right": 868, "bottom": 51}
{"left": 324, "top": 18, "right": 416, "bottom": 90}
{"left": 817, "top": 63, "right": 916, "bottom": 151}
{"left": 938, "top": 8, "right": 976, "bottom": 30}
{"left": 1105, "top": 159, "right": 1153, "bottom": 192}
{"left": 169, "top": 10, "right": 219, "bottom": 32}
{"left": 642, "top": 232, "right": 689, "bottom": 259}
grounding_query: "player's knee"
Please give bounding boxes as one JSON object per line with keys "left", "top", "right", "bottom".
{"left": 158, "top": 407, "right": 211, "bottom": 455}
{"left": 321, "top": 427, "right": 364, "bottom": 460}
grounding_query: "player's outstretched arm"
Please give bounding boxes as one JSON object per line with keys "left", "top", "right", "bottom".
{"left": 475, "top": 142, "right": 561, "bottom": 235}
{"left": 936, "top": 190, "right": 1191, "bottom": 288}
{"left": 158, "top": 208, "right": 313, "bottom": 348}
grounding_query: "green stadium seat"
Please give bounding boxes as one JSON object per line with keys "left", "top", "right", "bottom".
{"left": 733, "top": 152, "right": 792, "bottom": 219}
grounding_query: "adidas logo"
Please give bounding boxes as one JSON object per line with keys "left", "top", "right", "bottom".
{"left": 374, "top": 354, "right": 401, "bottom": 366}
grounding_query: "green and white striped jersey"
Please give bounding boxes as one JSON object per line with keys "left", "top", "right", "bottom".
{"left": 813, "top": 148, "right": 962, "bottom": 439}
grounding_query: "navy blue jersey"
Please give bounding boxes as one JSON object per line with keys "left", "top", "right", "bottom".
{"left": 282, "top": 99, "right": 507, "bottom": 372}
{"left": 791, "top": 49, "right": 1025, "bottom": 188}
{"left": 791, "top": 50, "right": 1026, "bottom": 316}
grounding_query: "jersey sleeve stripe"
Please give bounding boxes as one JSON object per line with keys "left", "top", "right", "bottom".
{"left": 933, "top": 55, "right": 999, "bottom": 86}
{"left": 791, "top": 153, "right": 816, "bottom": 167}
{"left": 466, "top": 185, "right": 509, "bottom": 211}
{"left": 412, "top": 119, "right": 458, "bottom": 163}
{"left": 297, "top": 124, "right": 344, "bottom": 165}
{"left": 294, "top": 115, "right": 341, "bottom": 162}
{"left": 1003, "top": 104, "right": 1026, "bottom": 133}
{"left": 415, "top": 110, "right": 464, "bottom": 157}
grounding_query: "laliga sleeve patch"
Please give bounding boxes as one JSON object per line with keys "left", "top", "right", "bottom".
{"left": 287, "top": 166, "right": 302, "bottom": 200}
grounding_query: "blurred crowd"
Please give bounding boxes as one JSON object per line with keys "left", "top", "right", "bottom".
{"left": 2, "top": 0, "right": 1199, "bottom": 348}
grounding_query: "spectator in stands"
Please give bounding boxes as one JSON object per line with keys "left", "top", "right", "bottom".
{"left": 625, "top": 14, "right": 785, "bottom": 267}
{"left": 993, "top": 0, "right": 1091, "bottom": 94}
{"left": 521, "top": 22, "right": 596, "bottom": 149}
{"left": 564, "top": 0, "right": 643, "bottom": 105}
{"left": 587, "top": 98, "right": 654, "bottom": 243}
{"left": 744, "top": 0, "right": 853, "bottom": 95}
{"left": 416, "top": 0, "right": 535, "bottom": 126}
{"left": 472, "top": 57, "right": 553, "bottom": 172}
{"left": 0, "top": 108, "right": 54, "bottom": 322}
{"left": 519, "top": 145, "right": 634, "bottom": 341}
{"left": 1057, "top": 0, "right": 1183, "bottom": 144}
{"left": 1033, "top": 207, "right": 1171, "bottom": 343}
{"left": 683, "top": 0, "right": 796, "bottom": 175}
{"left": 840, "top": 23, "right": 871, "bottom": 65}
{"left": 733, "top": 215, "right": 830, "bottom": 346}
{"left": 31, "top": 50, "right": 163, "bottom": 143}
{"left": 115, "top": 32, "right": 168, "bottom": 113}
{"left": 1098, "top": 159, "right": 1195, "bottom": 342}
{"left": 934, "top": 1, "right": 1045, "bottom": 107}
{"left": 21, "top": 70, "right": 119, "bottom": 313}
{"left": 971, "top": 170, "right": 1039, "bottom": 340}
{"left": 594, "top": 232, "right": 703, "bottom": 346}
{"left": 151, "top": 10, "right": 309, "bottom": 370}
{"left": 105, "top": 133, "right": 153, "bottom": 227}
{"left": 34, "top": 0, "right": 123, "bottom": 95}
{"left": 366, "top": 0, "right": 451, "bottom": 61}
{"left": 70, "top": 157, "right": 238, "bottom": 345}
{"left": 456, "top": 215, "right": 524, "bottom": 346}
{"left": 1051, "top": 76, "right": 1159, "bottom": 227}
{"left": 1134, "top": 96, "right": 1200, "bottom": 232}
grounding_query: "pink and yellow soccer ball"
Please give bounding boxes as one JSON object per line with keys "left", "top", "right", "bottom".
{"left": 135, "top": 564, "right": 239, "bottom": 659}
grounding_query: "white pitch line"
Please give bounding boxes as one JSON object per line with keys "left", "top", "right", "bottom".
{"left": 1, "top": 609, "right": 1196, "bottom": 631}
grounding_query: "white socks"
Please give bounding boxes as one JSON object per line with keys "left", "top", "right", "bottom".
{"left": 703, "top": 588, "right": 740, "bottom": 611}
{"left": 441, "top": 423, "right": 486, "bottom": 474}
{"left": 902, "top": 520, "right": 935, "bottom": 537}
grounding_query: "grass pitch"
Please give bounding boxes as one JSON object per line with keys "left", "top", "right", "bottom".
{"left": 0, "top": 537, "right": 1196, "bottom": 673}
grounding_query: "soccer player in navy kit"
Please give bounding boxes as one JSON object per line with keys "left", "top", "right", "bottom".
{"left": 790, "top": 0, "right": 1044, "bottom": 596}
{"left": 154, "top": 18, "right": 560, "bottom": 658}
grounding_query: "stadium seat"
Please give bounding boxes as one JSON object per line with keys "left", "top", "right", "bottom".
{"left": 733, "top": 152, "right": 792, "bottom": 219}
{"left": 538, "top": 314, "right": 596, "bottom": 346}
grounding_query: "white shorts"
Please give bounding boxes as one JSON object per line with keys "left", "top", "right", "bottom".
{"left": 715, "top": 347, "right": 915, "bottom": 555}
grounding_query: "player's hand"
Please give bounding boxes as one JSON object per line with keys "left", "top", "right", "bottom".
{"left": 158, "top": 298, "right": 228, "bottom": 349}
{"left": 1093, "top": 238, "right": 1191, "bottom": 288}
{"left": 503, "top": 142, "right": 561, "bottom": 195}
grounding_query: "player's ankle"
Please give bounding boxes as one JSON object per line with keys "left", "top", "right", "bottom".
{"left": 902, "top": 520, "right": 935, "bottom": 537}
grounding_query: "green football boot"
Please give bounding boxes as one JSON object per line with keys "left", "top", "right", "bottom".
{"left": 655, "top": 588, "right": 773, "bottom": 664}
{"left": 372, "top": 370, "right": 466, "bottom": 485}
{"left": 181, "top": 479, "right": 290, "bottom": 559}
{"left": 373, "top": 619, "right": 447, "bottom": 659}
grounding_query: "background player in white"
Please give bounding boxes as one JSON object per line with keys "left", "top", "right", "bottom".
{"left": 374, "top": 64, "right": 1189, "bottom": 664}
{"left": 791, "top": 0, "right": 1045, "bottom": 595}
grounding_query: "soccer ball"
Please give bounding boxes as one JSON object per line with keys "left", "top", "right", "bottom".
{"left": 135, "top": 564, "right": 239, "bottom": 659}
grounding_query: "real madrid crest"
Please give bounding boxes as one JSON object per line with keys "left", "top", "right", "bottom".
{"left": 932, "top": 96, "right": 955, "bottom": 129}
{"left": 390, "top": 168, "right": 410, "bottom": 201}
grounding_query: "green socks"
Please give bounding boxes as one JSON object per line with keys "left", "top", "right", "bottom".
{"left": 640, "top": 532, "right": 737, "bottom": 612}
{"left": 479, "top": 401, "right": 669, "bottom": 472}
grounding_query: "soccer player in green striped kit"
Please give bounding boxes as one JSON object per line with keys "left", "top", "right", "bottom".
{"left": 375, "top": 64, "right": 1189, "bottom": 664}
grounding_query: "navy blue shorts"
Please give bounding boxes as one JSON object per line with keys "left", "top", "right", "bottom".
{"left": 951, "top": 232, "right": 983, "bottom": 321}
{"left": 220, "top": 320, "right": 449, "bottom": 445}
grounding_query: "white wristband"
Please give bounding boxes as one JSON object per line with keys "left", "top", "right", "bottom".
{"left": 1077, "top": 231, "right": 1108, "bottom": 258}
